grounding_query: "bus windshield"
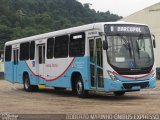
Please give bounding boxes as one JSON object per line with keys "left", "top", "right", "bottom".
{"left": 104, "top": 24, "right": 154, "bottom": 75}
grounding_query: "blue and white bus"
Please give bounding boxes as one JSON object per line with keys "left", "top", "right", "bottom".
{"left": 4, "top": 22, "right": 156, "bottom": 97}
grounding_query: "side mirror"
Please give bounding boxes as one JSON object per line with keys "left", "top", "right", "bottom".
{"left": 103, "top": 40, "right": 108, "bottom": 50}
{"left": 152, "top": 34, "right": 156, "bottom": 48}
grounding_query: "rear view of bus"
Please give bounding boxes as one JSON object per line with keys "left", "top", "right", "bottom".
{"left": 103, "top": 23, "right": 156, "bottom": 96}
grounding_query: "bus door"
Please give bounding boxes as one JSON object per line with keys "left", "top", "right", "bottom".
{"left": 89, "top": 37, "right": 104, "bottom": 90}
{"left": 13, "top": 48, "right": 19, "bottom": 83}
{"left": 37, "top": 44, "right": 46, "bottom": 84}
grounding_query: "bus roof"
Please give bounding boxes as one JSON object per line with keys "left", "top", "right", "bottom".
{"left": 5, "top": 21, "right": 147, "bottom": 46}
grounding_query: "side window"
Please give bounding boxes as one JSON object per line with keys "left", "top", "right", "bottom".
{"left": 5, "top": 45, "right": 12, "bottom": 62}
{"left": 96, "top": 38, "right": 103, "bottom": 67}
{"left": 47, "top": 38, "right": 54, "bottom": 59}
{"left": 13, "top": 49, "right": 19, "bottom": 65}
{"left": 89, "top": 39, "right": 94, "bottom": 63}
{"left": 69, "top": 32, "right": 85, "bottom": 57}
{"left": 39, "top": 46, "right": 42, "bottom": 64}
{"left": 54, "top": 35, "right": 69, "bottom": 58}
{"left": 38, "top": 45, "right": 45, "bottom": 64}
{"left": 20, "top": 42, "right": 30, "bottom": 60}
{"left": 30, "top": 41, "right": 35, "bottom": 60}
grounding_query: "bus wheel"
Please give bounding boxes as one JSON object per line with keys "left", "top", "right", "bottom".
{"left": 23, "top": 74, "right": 38, "bottom": 92}
{"left": 114, "top": 91, "right": 125, "bottom": 96}
{"left": 76, "top": 77, "right": 88, "bottom": 98}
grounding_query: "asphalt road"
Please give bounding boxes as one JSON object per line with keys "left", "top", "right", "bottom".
{"left": 0, "top": 80, "right": 160, "bottom": 114}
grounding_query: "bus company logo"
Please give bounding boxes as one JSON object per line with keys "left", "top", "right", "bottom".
{"left": 88, "top": 31, "right": 99, "bottom": 37}
{"left": 46, "top": 63, "right": 58, "bottom": 68}
{"left": 128, "top": 61, "right": 135, "bottom": 68}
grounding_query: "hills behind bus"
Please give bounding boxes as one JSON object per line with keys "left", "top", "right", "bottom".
{"left": 0, "top": 0, "right": 122, "bottom": 49}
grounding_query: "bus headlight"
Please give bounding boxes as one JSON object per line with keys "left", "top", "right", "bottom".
{"left": 107, "top": 71, "right": 117, "bottom": 81}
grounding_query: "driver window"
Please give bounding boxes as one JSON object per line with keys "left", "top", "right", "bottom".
{"left": 137, "top": 38, "right": 152, "bottom": 58}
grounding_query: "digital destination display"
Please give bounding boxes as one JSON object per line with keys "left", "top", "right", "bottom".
{"left": 71, "top": 32, "right": 85, "bottom": 40}
{"left": 104, "top": 24, "right": 150, "bottom": 35}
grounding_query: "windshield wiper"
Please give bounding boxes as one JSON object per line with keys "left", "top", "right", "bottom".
{"left": 136, "top": 34, "right": 144, "bottom": 59}
{"left": 117, "top": 34, "right": 132, "bottom": 58}
{"left": 136, "top": 42, "right": 141, "bottom": 59}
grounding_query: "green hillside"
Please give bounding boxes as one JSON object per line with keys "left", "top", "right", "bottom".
{"left": 0, "top": 0, "right": 122, "bottom": 48}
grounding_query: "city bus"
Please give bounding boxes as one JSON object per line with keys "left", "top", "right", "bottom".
{"left": 4, "top": 22, "right": 156, "bottom": 97}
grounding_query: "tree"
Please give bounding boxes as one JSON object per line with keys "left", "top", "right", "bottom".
{"left": 0, "top": 0, "right": 122, "bottom": 47}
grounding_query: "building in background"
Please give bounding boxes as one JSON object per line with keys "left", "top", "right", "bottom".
{"left": 121, "top": 2, "right": 160, "bottom": 78}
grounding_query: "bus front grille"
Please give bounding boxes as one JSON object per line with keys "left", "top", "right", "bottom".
{"left": 123, "top": 82, "right": 149, "bottom": 89}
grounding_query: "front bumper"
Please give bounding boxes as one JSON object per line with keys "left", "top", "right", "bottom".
{"left": 104, "top": 77, "right": 156, "bottom": 92}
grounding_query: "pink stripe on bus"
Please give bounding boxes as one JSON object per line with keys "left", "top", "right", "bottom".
{"left": 25, "top": 58, "right": 75, "bottom": 82}
{"left": 112, "top": 70, "right": 155, "bottom": 79}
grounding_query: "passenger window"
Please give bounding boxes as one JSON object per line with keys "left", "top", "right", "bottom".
{"left": 20, "top": 42, "right": 30, "bottom": 60}
{"left": 54, "top": 35, "right": 69, "bottom": 58}
{"left": 96, "top": 38, "right": 103, "bottom": 67}
{"left": 39, "top": 46, "right": 43, "bottom": 64}
{"left": 69, "top": 32, "right": 85, "bottom": 57}
{"left": 13, "top": 49, "right": 19, "bottom": 65}
{"left": 47, "top": 38, "right": 54, "bottom": 59}
{"left": 89, "top": 39, "right": 94, "bottom": 63}
{"left": 38, "top": 45, "right": 45, "bottom": 64}
{"left": 30, "top": 41, "right": 35, "bottom": 60}
{"left": 5, "top": 46, "right": 12, "bottom": 62}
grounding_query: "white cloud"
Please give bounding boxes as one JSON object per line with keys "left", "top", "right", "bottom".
{"left": 78, "top": 0, "right": 160, "bottom": 16}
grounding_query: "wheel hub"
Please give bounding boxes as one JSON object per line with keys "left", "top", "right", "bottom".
{"left": 24, "top": 78, "right": 29, "bottom": 89}
{"left": 77, "top": 81, "right": 82, "bottom": 95}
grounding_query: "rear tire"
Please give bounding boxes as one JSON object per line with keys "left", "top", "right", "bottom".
{"left": 75, "top": 77, "right": 88, "bottom": 98}
{"left": 23, "top": 74, "right": 38, "bottom": 92}
{"left": 114, "top": 91, "right": 125, "bottom": 96}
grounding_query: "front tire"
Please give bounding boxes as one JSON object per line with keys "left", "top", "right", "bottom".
{"left": 23, "top": 74, "right": 38, "bottom": 92}
{"left": 75, "top": 77, "right": 88, "bottom": 98}
{"left": 114, "top": 91, "right": 125, "bottom": 96}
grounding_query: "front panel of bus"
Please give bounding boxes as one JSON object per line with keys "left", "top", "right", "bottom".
{"left": 103, "top": 24, "right": 156, "bottom": 91}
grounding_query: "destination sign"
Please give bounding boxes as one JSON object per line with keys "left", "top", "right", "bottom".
{"left": 71, "top": 32, "right": 85, "bottom": 40}
{"left": 105, "top": 24, "right": 150, "bottom": 35}
{"left": 111, "top": 26, "right": 142, "bottom": 33}
{"left": 73, "top": 35, "right": 82, "bottom": 39}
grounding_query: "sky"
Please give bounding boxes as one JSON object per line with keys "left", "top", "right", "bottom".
{"left": 78, "top": 0, "right": 160, "bottom": 17}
